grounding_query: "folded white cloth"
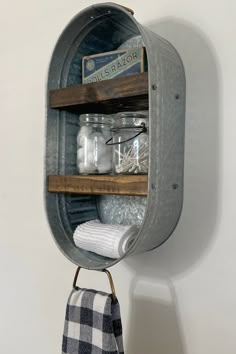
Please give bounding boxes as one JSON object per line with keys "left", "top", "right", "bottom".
{"left": 73, "top": 219, "right": 138, "bottom": 259}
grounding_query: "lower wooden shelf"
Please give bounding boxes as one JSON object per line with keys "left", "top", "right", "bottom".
{"left": 48, "top": 175, "right": 148, "bottom": 196}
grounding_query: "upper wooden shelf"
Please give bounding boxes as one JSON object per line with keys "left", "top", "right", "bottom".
{"left": 49, "top": 72, "right": 148, "bottom": 114}
{"left": 48, "top": 175, "right": 148, "bottom": 196}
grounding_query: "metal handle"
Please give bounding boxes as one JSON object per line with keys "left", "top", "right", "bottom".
{"left": 106, "top": 123, "right": 147, "bottom": 145}
{"left": 120, "top": 5, "right": 134, "bottom": 15}
{"left": 73, "top": 266, "right": 116, "bottom": 301}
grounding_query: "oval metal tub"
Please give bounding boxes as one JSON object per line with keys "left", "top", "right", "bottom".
{"left": 45, "top": 2, "right": 185, "bottom": 269}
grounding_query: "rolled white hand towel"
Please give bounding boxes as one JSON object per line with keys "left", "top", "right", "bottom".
{"left": 73, "top": 219, "right": 138, "bottom": 259}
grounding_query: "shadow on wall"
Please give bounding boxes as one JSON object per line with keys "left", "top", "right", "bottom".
{"left": 124, "top": 17, "right": 221, "bottom": 353}
{"left": 126, "top": 278, "right": 187, "bottom": 354}
{"left": 125, "top": 17, "right": 221, "bottom": 279}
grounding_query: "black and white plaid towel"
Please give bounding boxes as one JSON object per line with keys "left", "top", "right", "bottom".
{"left": 62, "top": 288, "right": 124, "bottom": 354}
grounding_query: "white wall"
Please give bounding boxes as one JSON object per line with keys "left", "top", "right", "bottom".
{"left": 0, "top": 1, "right": 235, "bottom": 353}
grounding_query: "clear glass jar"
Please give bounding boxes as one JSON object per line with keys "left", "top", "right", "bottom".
{"left": 77, "top": 114, "right": 113, "bottom": 174}
{"left": 111, "top": 111, "right": 149, "bottom": 174}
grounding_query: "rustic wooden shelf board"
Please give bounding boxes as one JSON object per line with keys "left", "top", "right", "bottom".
{"left": 49, "top": 73, "right": 148, "bottom": 114}
{"left": 48, "top": 175, "right": 148, "bottom": 196}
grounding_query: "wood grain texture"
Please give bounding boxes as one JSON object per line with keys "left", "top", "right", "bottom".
{"left": 48, "top": 175, "right": 148, "bottom": 196}
{"left": 49, "top": 73, "right": 148, "bottom": 114}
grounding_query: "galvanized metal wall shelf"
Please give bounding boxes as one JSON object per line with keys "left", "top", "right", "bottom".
{"left": 45, "top": 2, "right": 186, "bottom": 269}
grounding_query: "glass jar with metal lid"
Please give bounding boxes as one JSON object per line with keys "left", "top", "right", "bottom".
{"left": 107, "top": 111, "right": 149, "bottom": 174}
{"left": 77, "top": 113, "right": 113, "bottom": 174}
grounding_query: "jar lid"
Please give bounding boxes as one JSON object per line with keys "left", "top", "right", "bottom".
{"left": 114, "top": 111, "right": 149, "bottom": 128}
{"left": 79, "top": 113, "right": 113, "bottom": 125}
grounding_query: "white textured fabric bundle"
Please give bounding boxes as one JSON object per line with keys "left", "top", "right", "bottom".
{"left": 73, "top": 219, "right": 138, "bottom": 259}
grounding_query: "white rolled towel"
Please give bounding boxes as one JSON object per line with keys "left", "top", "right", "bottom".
{"left": 73, "top": 219, "right": 138, "bottom": 259}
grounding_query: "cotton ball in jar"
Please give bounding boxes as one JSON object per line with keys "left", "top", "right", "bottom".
{"left": 77, "top": 147, "right": 85, "bottom": 161}
{"left": 87, "top": 151, "right": 96, "bottom": 165}
{"left": 77, "top": 126, "right": 92, "bottom": 146}
{"left": 97, "top": 141, "right": 111, "bottom": 157}
{"left": 78, "top": 162, "right": 96, "bottom": 174}
{"left": 78, "top": 162, "right": 86, "bottom": 174}
{"left": 78, "top": 126, "right": 92, "bottom": 137}
{"left": 98, "top": 156, "right": 112, "bottom": 173}
{"left": 77, "top": 134, "right": 86, "bottom": 147}
{"left": 78, "top": 138, "right": 94, "bottom": 158}
{"left": 91, "top": 132, "right": 107, "bottom": 147}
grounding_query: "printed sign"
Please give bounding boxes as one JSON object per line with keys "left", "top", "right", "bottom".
{"left": 82, "top": 47, "right": 145, "bottom": 84}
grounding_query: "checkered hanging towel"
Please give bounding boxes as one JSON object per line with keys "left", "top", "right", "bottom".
{"left": 62, "top": 288, "right": 124, "bottom": 354}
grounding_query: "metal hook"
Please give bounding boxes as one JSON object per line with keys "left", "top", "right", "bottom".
{"left": 105, "top": 123, "right": 147, "bottom": 145}
{"left": 73, "top": 266, "right": 116, "bottom": 301}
